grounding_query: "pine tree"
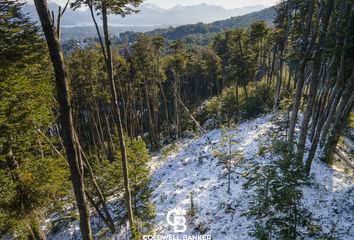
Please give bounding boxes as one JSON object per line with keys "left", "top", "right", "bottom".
{"left": 214, "top": 123, "right": 244, "bottom": 194}
{"left": 244, "top": 141, "right": 311, "bottom": 240}
{"left": 0, "top": 1, "right": 70, "bottom": 238}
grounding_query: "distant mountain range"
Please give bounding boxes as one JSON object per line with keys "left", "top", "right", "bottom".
{"left": 22, "top": 3, "right": 276, "bottom": 42}
{"left": 115, "top": 6, "right": 276, "bottom": 45}
{"left": 22, "top": 2, "right": 268, "bottom": 26}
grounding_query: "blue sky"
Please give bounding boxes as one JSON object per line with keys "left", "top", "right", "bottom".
{"left": 52, "top": 0, "right": 278, "bottom": 9}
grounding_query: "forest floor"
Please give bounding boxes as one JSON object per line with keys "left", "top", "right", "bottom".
{"left": 48, "top": 114, "right": 354, "bottom": 240}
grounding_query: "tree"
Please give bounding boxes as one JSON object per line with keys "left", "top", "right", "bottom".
{"left": 296, "top": 0, "right": 335, "bottom": 163}
{"left": 214, "top": 123, "right": 243, "bottom": 194}
{"left": 287, "top": 0, "right": 318, "bottom": 146}
{"left": 0, "top": 1, "right": 69, "bottom": 238}
{"left": 245, "top": 141, "right": 310, "bottom": 239}
{"left": 130, "top": 36, "right": 161, "bottom": 147}
{"left": 249, "top": 21, "right": 269, "bottom": 70}
{"left": 100, "top": 1, "right": 142, "bottom": 234}
{"left": 71, "top": 0, "right": 143, "bottom": 235}
{"left": 168, "top": 40, "right": 188, "bottom": 139}
{"left": 33, "top": 0, "right": 93, "bottom": 239}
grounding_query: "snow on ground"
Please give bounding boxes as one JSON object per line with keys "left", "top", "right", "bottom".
{"left": 148, "top": 114, "right": 354, "bottom": 239}
{"left": 147, "top": 114, "right": 276, "bottom": 240}
{"left": 46, "top": 196, "right": 126, "bottom": 240}
{"left": 302, "top": 158, "right": 354, "bottom": 238}
{"left": 45, "top": 114, "right": 354, "bottom": 239}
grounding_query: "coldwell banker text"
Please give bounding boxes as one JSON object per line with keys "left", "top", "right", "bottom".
{"left": 142, "top": 235, "right": 212, "bottom": 240}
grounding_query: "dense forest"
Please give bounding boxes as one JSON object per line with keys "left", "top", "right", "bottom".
{"left": 0, "top": 0, "right": 353, "bottom": 239}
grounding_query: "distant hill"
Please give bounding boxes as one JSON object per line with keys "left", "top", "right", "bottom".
{"left": 118, "top": 6, "right": 276, "bottom": 45}
{"left": 209, "top": 6, "right": 276, "bottom": 29}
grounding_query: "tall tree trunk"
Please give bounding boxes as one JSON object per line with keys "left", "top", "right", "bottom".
{"left": 288, "top": 59, "right": 306, "bottom": 144}
{"left": 101, "top": 0, "right": 135, "bottom": 233}
{"left": 320, "top": 4, "right": 354, "bottom": 145}
{"left": 304, "top": 86, "right": 331, "bottom": 174}
{"left": 143, "top": 75, "right": 155, "bottom": 146}
{"left": 76, "top": 137, "right": 116, "bottom": 233}
{"left": 323, "top": 69, "right": 354, "bottom": 165}
{"left": 273, "top": 55, "right": 283, "bottom": 111}
{"left": 33, "top": 1, "right": 92, "bottom": 239}
{"left": 320, "top": 85, "right": 343, "bottom": 147}
{"left": 268, "top": 47, "right": 276, "bottom": 87}
{"left": 88, "top": 1, "right": 107, "bottom": 66}
{"left": 304, "top": 56, "right": 336, "bottom": 174}
{"left": 159, "top": 82, "right": 169, "bottom": 125}
{"left": 236, "top": 79, "right": 239, "bottom": 121}
{"left": 174, "top": 71, "right": 180, "bottom": 139}
{"left": 243, "top": 84, "right": 249, "bottom": 101}
{"left": 309, "top": 61, "right": 327, "bottom": 141}
{"left": 288, "top": 0, "right": 317, "bottom": 145}
{"left": 297, "top": 0, "right": 334, "bottom": 163}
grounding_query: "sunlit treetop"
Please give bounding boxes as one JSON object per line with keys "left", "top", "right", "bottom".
{"left": 71, "top": 0, "right": 143, "bottom": 17}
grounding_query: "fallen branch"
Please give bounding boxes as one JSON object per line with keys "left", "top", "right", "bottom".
{"left": 36, "top": 129, "right": 68, "bottom": 166}
{"left": 335, "top": 148, "right": 354, "bottom": 170}
{"left": 171, "top": 82, "right": 206, "bottom": 134}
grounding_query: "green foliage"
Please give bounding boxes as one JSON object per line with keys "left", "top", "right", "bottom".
{"left": 214, "top": 123, "right": 244, "bottom": 194}
{"left": 68, "top": 46, "right": 110, "bottom": 104}
{"left": 202, "top": 80, "right": 274, "bottom": 125}
{"left": 0, "top": 1, "right": 71, "bottom": 236}
{"left": 161, "top": 143, "right": 178, "bottom": 161}
{"left": 93, "top": 136, "right": 155, "bottom": 233}
{"left": 348, "top": 113, "right": 354, "bottom": 129}
{"left": 125, "top": 137, "right": 156, "bottom": 233}
{"left": 71, "top": 0, "right": 143, "bottom": 17}
{"left": 0, "top": 63, "right": 71, "bottom": 233}
{"left": 241, "top": 82, "right": 274, "bottom": 119}
{"left": 186, "top": 192, "right": 197, "bottom": 218}
{"left": 3, "top": 0, "right": 351, "bottom": 237}
{"left": 0, "top": 0, "right": 44, "bottom": 71}
{"left": 244, "top": 141, "right": 311, "bottom": 240}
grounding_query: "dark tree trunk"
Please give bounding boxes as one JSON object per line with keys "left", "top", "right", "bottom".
{"left": 101, "top": 0, "right": 135, "bottom": 232}
{"left": 174, "top": 71, "right": 180, "bottom": 139}
{"left": 323, "top": 69, "right": 354, "bottom": 165}
{"left": 76, "top": 138, "right": 116, "bottom": 233}
{"left": 288, "top": 59, "right": 306, "bottom": 145}
{"left": 33, "top": 0, "right": 92, "bottom": 239}
{"left": 88, "top": 1, "right": 107, "bottom": 66}
{"left": 320, "top": 5, "right": 354, "bottom": 145}
{"left": 288, "top": 0, "right": 317, "bottom": 146}
{"left": 273, "top": 56, "right": 283, "bottom": 111}
{"left": 297, "top": 0, "right": 334, "bottom": 163}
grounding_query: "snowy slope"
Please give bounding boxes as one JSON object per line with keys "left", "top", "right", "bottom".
{"left": 147, "top": 115, "right": 275, "bottom": 240}
{"left": 146, "top": 114, "right": 354, "bottom": 239}
{"left": 45, "top": 114, "right": 354, "bottom": 239}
